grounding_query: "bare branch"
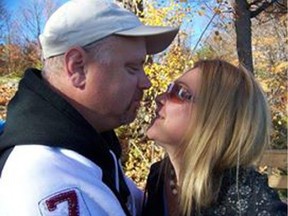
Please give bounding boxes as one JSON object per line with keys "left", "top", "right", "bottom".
{"left": 250, "top": 0, "right": 278, "bottom": 18}
{"left": 0, "top": 0, "right": 10, "bottom": 42}
{"left": 249, "top": 0, "right": 263, "bottom": 7}
{"left": 191, "top": 12, "right": 218, "bottom": 53}
{"left": 275, "top": 0, "right": 287, "bottom": 8}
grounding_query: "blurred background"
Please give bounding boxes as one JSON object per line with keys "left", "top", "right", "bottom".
{"left": 0, "top": 0, "right": 287, "bottom": 197}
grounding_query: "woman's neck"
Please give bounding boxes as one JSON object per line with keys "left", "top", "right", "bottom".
{"left": 159, "top": 141, "right": 181, "bottom": 181}
{"left": 165, "top": 151, "right": 181, "bottom": 216}
{"left": 167, "top": 150, "right": 181, "bottom": 182}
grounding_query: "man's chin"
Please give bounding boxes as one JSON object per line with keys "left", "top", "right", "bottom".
{"left": 119, "top": 113, "right": 137, "bottom": 125}
{"left": 121, "top": 103, "right": 140, "bottom": 124}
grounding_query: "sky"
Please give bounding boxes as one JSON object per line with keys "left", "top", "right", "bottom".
{"left": 3, "top": 0, "right": 67, "bottom": 12}
{"left": 2, "top": 0, "right": 214, "bottom": 50}
{"left": 3, "top": 0, "right": 19, "bottom": 11}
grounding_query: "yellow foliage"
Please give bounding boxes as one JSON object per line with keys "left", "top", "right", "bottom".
{"left": 116, "top": 0, "right": 288, "bottom": 189}
{"left": 258, "top": 80, "right": 270, "bottom": 92}
{"left": 253, "top": 36, "right": 278, "bottom": 45}
{"left": 213, "top": 35, "right": 222, "bottom": 42}
{"left": 198, "top": 10, "right": 205, "bottom": 16}
{"left": 213, "top": 7, "right": 222, "bottom": 15}
{"left": 142, "top": 1, "right": 185, "bottom": 26}
{"left": 118, "top": 43, "right": 194, "bottom": 188}
{"left": 271, "top": 62, "right": 288, "bottom": 74}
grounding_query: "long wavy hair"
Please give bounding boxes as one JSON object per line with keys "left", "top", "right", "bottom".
{"left": 177, "top": 59, "right": 271, "bottom": 215}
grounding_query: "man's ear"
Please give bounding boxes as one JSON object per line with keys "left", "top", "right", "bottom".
{"left": 64, "top": 47, "right": 87, "bottom": 89}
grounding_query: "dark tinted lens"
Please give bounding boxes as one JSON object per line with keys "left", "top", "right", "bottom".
{"left": 167, "top": 83, "right": 185, "bottom": 103}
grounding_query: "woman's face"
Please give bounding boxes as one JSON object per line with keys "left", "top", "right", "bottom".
{"left": 147, "top": 68, "right": 201, "bottom": 150}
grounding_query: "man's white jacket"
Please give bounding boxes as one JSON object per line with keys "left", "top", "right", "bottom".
{"left": 0, "top": 145, "right": 142, "bottom": 216}
{"left": 0, "top": 69, "right": 143, "bottom": 216}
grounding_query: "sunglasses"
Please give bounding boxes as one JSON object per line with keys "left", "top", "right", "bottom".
{"left": 165, "top": 82, "right": 195, "bottom": 103}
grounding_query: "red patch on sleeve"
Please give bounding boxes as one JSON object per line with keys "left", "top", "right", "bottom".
{"left": 39, "top": 188, "right": 90, "bottom": 216}
{"left": 45, "top": 189, "right": 79, "bottom": 216}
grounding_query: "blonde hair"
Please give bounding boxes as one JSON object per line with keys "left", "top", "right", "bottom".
{"left": 178, "top": 59, "right": 270, "bottom": 215}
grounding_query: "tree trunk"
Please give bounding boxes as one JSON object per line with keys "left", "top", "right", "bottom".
{"left": 234, "top": 0, "right": 254, "bottom": 73}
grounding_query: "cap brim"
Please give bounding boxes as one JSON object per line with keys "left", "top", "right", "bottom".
{"left": 115, "top": 25, "right": 179, "bottom": 54}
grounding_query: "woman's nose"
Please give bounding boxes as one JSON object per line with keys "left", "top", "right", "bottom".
{"left": 155, "top": 93, "right": 167, "bottom": 106}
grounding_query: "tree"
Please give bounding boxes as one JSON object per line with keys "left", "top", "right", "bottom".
{"left": 252, "top": 15, "right": 287, "bottom": 149}
{"left": 18, "top": 0, "right": 58, "bottom": 46}
{"left": 0, "top": 0, "right": 10, "bottom": 43}
{"left": 234, "top": 0, "right": 287, "bottom": 73}
{"left": 179, "top": 0, "right": 287, "bottom": 74}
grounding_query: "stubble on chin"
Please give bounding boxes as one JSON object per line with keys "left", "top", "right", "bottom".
{"left": 119, "top": 99, "right": 141, "bottom": 125}
{"left": 120, "top": 115, "right": 131, "bottom": 125}
{"left": 119, "top": 107, "right": 138, "bottom": 125}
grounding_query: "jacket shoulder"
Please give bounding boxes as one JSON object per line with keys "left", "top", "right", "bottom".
{"left": 0, "top": 145, "right": 126, "bottom": 216}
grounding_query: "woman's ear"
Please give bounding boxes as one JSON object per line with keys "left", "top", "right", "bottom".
{"left": 64, "top": 47, "right": 87, "bottom": 89}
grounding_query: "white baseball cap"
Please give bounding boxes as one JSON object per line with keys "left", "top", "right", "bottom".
{"left": 39, "top": 0, "right": 179, "bottom": 59}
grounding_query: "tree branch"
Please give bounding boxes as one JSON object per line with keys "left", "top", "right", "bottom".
{"left": 249, "top": 0, "right": 263, "bottom": 7}
{"left": 275, "top": 0, "right": 288, "bottom": 11}
{"left": 250, "top": 0, "right": 278, "bottom": 18}
{"left": 191, "top": 12, "right": 217, "bottom": 53}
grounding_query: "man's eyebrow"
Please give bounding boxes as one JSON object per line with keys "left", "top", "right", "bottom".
{"left": 127, "top": 59, "right": 145, "bottom": 65}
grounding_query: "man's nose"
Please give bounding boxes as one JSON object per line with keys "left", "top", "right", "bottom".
{"left": 139, "top": 72, "right": 152, "bottom": 90}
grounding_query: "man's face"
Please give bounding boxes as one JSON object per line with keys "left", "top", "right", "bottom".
{"left": 82, "top": 36, "right": 151, "bottom": 131}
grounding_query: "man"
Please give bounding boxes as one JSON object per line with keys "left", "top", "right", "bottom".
{"left": 0, "top": 0, "right": 178, "bottom": 215}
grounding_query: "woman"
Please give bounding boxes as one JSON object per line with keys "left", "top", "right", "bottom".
{"left": 143, "top": 59, "right": 287, "bottom": 216}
